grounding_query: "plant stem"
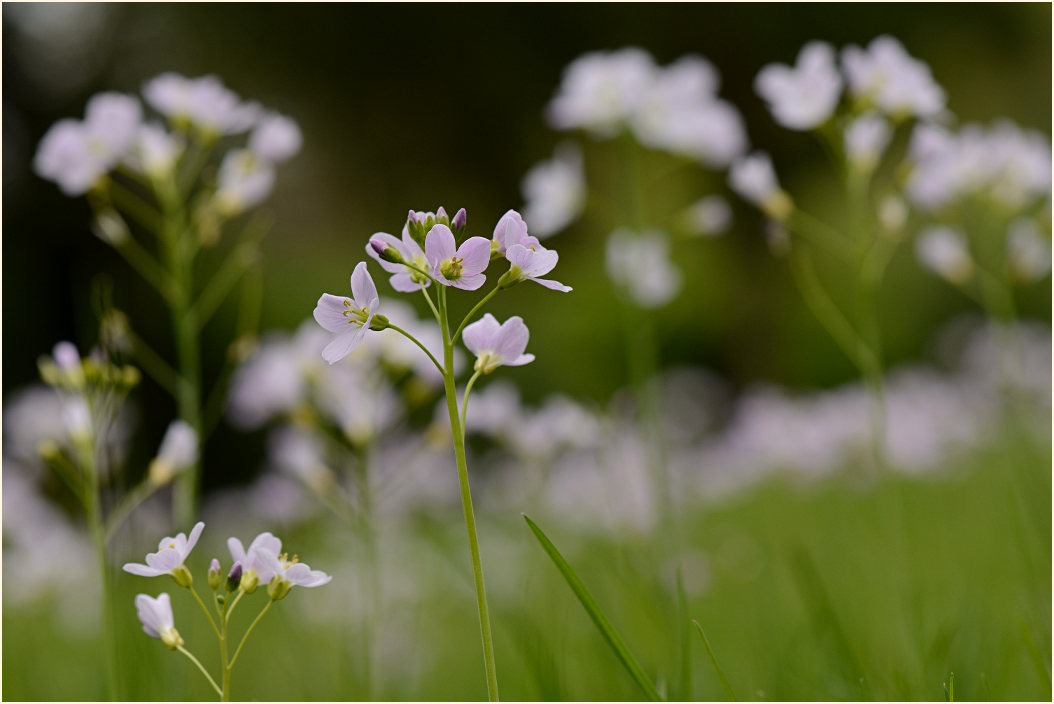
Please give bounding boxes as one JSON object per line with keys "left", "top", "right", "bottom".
{"left": 354, "top": 445, "right": 381, "bottom": 699}
{"left": 387, "top": 323, "right": 444, "bottom": 374}
{"left": 461, "top": 369, "right": 483, "bottom": 437}
{"left": 103, "top": 479, "right": 159, "bottom": 544}
{"left": 452, "top": 284, "right": 501, "bottom": 344}
{"left": 188, "top": 586, "right": 222, "bottom": 639}
{"left": 439, "top": 288, "right": 499, "bottom": 701}
{"left": 176, "top": 645, "right": 223, "bottom": 698}
{"left": 228, "top": 598, "right": 274, "bottom": 670}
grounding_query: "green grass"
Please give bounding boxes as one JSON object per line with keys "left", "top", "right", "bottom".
{"left": 4, "top": 430, "right": 1050, "bottom": 701}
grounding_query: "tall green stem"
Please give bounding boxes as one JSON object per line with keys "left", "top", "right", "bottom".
{"left": 439, "top": 288, "right": 499, "bottom": 701}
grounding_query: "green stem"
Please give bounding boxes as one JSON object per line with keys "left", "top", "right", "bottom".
{"left": 461, "top": 369, "right": 483, "bottom": 437}
{"left": 387, "top": 323, "right": 444, "bottom": 375}
{"left": 225, "top": 590, "right": 246, "bottom": 622}
{"left": 420, "top": 285, "right": 442, "bottom": 325}
{"left": 228, "top": 598, "right": 274, "bottom": 670}
{"left": 439, "top": 289, "right": 499, "bottom": 701}
{"left": 176, "top": 645, "right": 223, "bottom": 698}
{"left": 103, "top": 479, "right": 159, "bottom": 543}
{"left": 220, "top": 597, "right": 231, "bottom": 702}
{"left": 124, "top": 327, "right": 182, "bottom": 397}
{"left": 188, "top": 585, "right": 222, "bottom": 640}
{"left": 452, "top": 284, "right": 502, "bottom": 344}
{"left": 354, "top": 445, "right": 381, "bottom": 699}
{"left": 191, "top": 242, "right": 257, "bottom": 327}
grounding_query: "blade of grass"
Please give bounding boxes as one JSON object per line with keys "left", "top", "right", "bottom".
{"left": 676, "top": 565, "right": 692, "bottom": 701}
{"left": 522, "top": 514, "right": 663, "bottom": 701}
{"left": 691, "top": 620, "right": 737, "bottom": 701}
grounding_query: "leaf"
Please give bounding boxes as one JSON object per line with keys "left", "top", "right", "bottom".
{"left": 692, "top": 619, "right": 737, "bottom": 701}
{"left": 522, "top": 514, "right": 663, "bottom": 701}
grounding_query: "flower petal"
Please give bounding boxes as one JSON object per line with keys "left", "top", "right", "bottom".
{"left": 452, "top": 273, "right": 486, "bottom": 291}
{"left": 183, "top": 521, "right": 205, "bottom": 559}
{"left": 462, "top": 313, "right": 500, "bottom": 355}
{"left": 457, "top": 237, "right": 492, "bottom": 275}
{"left": 530, "top": 277, "right": 573, "bottom": 292}
{"left": 424, "top": 224, "right": 456, "bottom": 267}
{"left": 365, "top": 232, "right": 405, "bottom": 274}
{"left": 350, "top": 262, "right": 379, "bottom": 310}
{"left": 124, "top": 563, "right": 166, "bottom": 577}
{"left": 493, "top": 209, "right": 528, "bottom": 251}
{"left": 506, "top": 353, "right": 536, "bottom": 367}
{"left": 227, "top": 537, "right": 247, "bottom": 565}
{"left": 492, "top": 316, "right": 530, "bottom": 361}
{"left": 322, "top": 327, "right": 367, "bottom": 365}
{"left": 390, "top": 272, "right": 428, "bottom": 292}
{"left": 314, "top": 293, "right": 353, "bottom": 333}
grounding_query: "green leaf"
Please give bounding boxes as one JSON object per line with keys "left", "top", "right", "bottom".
{"left": 522, "top": 514, "right": 663, "bottom": 701}
{"left": 692, "top": 620, "right": 737, "bottom": 701}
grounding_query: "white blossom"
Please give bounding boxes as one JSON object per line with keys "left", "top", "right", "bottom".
{"left": 547, "top": 47, "right": 657, "bottom": 136}
{"left": 841, "top": 35, "right": 945, "bottom": 119}
{"left": 521, "top": 142, "right": 586, "bottom": 238}
{"left": 755, "top": 41, "right": 843, "bottom": 130}
{"left": 605, "top": 229, "right": 682, "bottom": 309}
{"left": 916, "top": 225, "right": 973, "bottom": 283}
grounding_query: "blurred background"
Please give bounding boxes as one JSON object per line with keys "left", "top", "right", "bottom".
{"left": 3, "top": 3, "right": 1051, "bottom": 702}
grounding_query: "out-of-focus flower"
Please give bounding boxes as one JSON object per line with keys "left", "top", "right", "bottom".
{"left": 521, "top": 143, "right": 586, "bottom": 238}
{"left": 841, "top": 35, "right": 945, "bottom": 119}
{"left": 248, "top": 112, "right": 302, "bottom": 163}
{"left": 135, "top": 593, "right": 183, "bottom": 649}
{"left": 123, "top": 521, "right": 205, "bottom": 585}
{"left": 1006, "top": 218, "right": 1052, "bottom": 282}
{"left": 148, "top": 420, "right": 198, "bottom": 486}
{"left": 547, "top": 47, "right": 657, "bottom": 137}
{"left": 755, "top": 41, "right": 842, "bottom": 130}
{"left": 313, "top": 262, "right": 381, "bottom": 364}
{"left": 844, "top": 112, "right": 892, "bottom": 171}
{"left": 126, "top": 123, "right": 183, "bottom": 179}
{"left": 684, "top": 195, "right": 732, "bottom": 237}
{"left": 605, "top": 229, "right": 683, "bottom": 308}
{"left": 143, "top": 73, "right": 259, "bottom": 136}
{"left": 462, "top": 314, "right": 535, "bottom": 374}
{"left": 213, "top": 149, "right": 276, "bottom": 216}
{"left": 915, "top": 226, "right": 973, "bottom": 284}
{"left": 503, "top": 242, "right": 573, "bottom": 292}
{"left": 424, "top": 225, "right": 491, "bottom": 290}
{"left": 878, "top": 195, "right": 909, "bottom": 234}
{"left": 729, "top": 152, "right": 792, "bottom": 220}
{"left": 34, "top": 92, "right": 142, "bottom": 195}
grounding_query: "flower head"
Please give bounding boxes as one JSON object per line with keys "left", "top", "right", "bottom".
{"left": 123, "top": 521, "right": 205, "bottom": 586}
{"left": 491, "top": 209, "right": 539, "bottom": 255}
{"left": 249, "top": 112, "right": 302, "bottom": 163}
{"left": 148, "top": 420, "right": 198, "bottom": 486}
{"left": 728, "top": 152, "right": 793, "bottom": 220}
{"left": 214, "top": 149, "right": 276, "bottom": 216}
{"left": 502, "top": 241, "right": 572, "bottom": 292}
{"left": 424, "top": 225, "right": 491, "bottom": 290}
{"left": 605, "top": 229, "right": 683, "bottom": 308}
{"left": 844, "top": 112, "right": 892, "bottom": 171}
{"left": 143, "top": 73, "right": 259, "bottom": 136}
{"left": 462, "top": 314, "right": 536, "bottom": 374}
{"left": 227, "top": 531, "right": 283, "bottom": 587}
{"left": 916, "top": 226, "right": 973, "bottom": 284}
{"left": 252, "top": 547, "right": 332, "bottom": 601}
{"left": 521, "top": 143, "right": 586, "bottom": 238}
{"left": 548, "top": 48, "right": 657, "bottom": 136}
{"left": 135, "top": 593, "right": 183, "bottom": 649}
{"left": 841, "top": 36, "right": 945, "bottom": 119}
{"left": 366, "top": 230, "right": 432, "bottom": 292}
{"left": 313, "top": 262, "right": 381, "bottom": 364}
{"left": 755, "top": 42, "right": 842, "bottom": 131}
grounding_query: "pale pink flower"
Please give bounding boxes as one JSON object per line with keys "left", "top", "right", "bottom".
{"left": 504, "top": 242, "right": 572, "bottom": 292}
{"left": 424, "top": 225, "right": 491, "bottom": 290}
{"left": 134, "top": 593, "right": 183, "bottom": 649}
{"left": 313, "top": 262, "right": 380, "bottom": 364}
{"left": 463, "top": 314, "right": 536, "bottom": 374}
{"left": 123, "top": 522, "right": 205, "bottom": 578}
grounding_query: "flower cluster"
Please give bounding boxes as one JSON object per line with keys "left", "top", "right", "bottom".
{"left": 34, "top": 72, "right": 301, "bottom": 218}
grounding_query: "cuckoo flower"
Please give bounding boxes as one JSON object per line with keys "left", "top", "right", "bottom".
{"left": 503, "top": 242, "right": 573, "bottom": 292}
{"left": 123, "top": 521, "right": 205, "bottom": 585}
{"left": 490, "top": 209, "right": 539, "bottom": 255}
{"left": 366, "top": 230, "right": 432, "bottom": 292}
{"left": 313, "top": 262, "right": 381, "bottom": 364}
{"left": 424, "top": 224, "right": 491, "bottom": 290}
{"left": 135, "top": 593, "right": 183, "bottom": 649}
{"left": 463, "top": 314, "right": 535, "bottom": 374}
{"left": 755, "top": 41, "right": 842, "bottom": 131}
{"left": 253, "top": 546, "right": 332, "bottom": 600}
{"left": 227, "top": 531, "right": 283, "bottom": 587}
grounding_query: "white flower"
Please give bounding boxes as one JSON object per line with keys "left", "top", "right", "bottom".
{"left": 547, "top": 47, "right": 657, "bottom": 136}
{"left": 605, "top": 229, "right": 683, "bottom": 309}
{"left": 844, "top": 112, "right": 892, "bottom": 171}
{"left": 134, "top": 593, "right": 183, "bottom": 649}
{"left": 126, "top": 123, "right": 183, "bottom": 179}
{"left": 504, "top": 241, "right": 573, "bottom": 292}
{"left": 34, "top": 92, "right": 142, "bottom": 196}
{"left": 226, "top": 336, "right": 307, "bottom": 429}
{"left": 143, "top": 73, "right": 259, "bottom": 136}
{"left": 214, "top": 149, "right": 275, "bottom": 216}
{"left": 249, "top": 112, "right": 302, "bottom": 163}
{"left": 61, "top": 396, "right": 92, "bottom": 440}
{"left": 916, "top": 226, "right": 972, "bottom": 283}
{"left": 148, "top": 420, "right": 198, "bottom": 486}
{"left": 227, "top": 531, "right": 283, "bottom": 585}
{"left": 729, "top": 152, "right": 792, "bottom": 220}
{"left": 684, "top": 195, "right": 732, "bottom": 237}
{"left": 462, "top": 314, "right": 536, "bottom": 374}
{"left": 521, "top": 143, "right": 586, "bottom": 238}
{"left": 1007, "top": 218, "right": 1052, "bottom": 282}
{"left": 123, "top": 522, "right": 206, "bottom": 581}
{"left": 252, "top": 544, "right": 332, "bottom": 599}
{"left": 841, "top": 36, "right": 945, "bottom": 119}
{"left": 755, "top": 41, "right": 842, "bottom": 130}
{"left": 313, "top": 262, "right": 380, "bottom": 364}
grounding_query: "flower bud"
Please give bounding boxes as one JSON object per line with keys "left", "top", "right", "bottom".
{"left": 92, "top": 209, "right": 131, "bottom": 247}
{"left": 226, "top": 562, "right": 243, "bottom": 592}
{"left": 436, "top": 206, "right": 449, "bottom": 225}
{"left": 451, "top": 207, "right": 468, "bottom": 235}
{"left": 370, "top": 239, "right": 404, "bottom": 264}
{"left": 761, "top": 191, "right": 794, "bottom": 222}
{"left": 208, "top": 559, "right": 222, "bottom": 590}
{"left": 148, "top": 458, "right": 177, "bottom": 487}
{"left": 169, "top": 564, "right": 193, "bottom": 589}
{"left": 368, "top": 314, "right": 390, "bottom": 331}
{"left": 407, "top": 211, "right": 427, "bottom": 247}
{"left": 267, "top": 575, "right": 293, "bottom": 601}
{"left": 239, "top": 567, "right": 259, "bottom": 594}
